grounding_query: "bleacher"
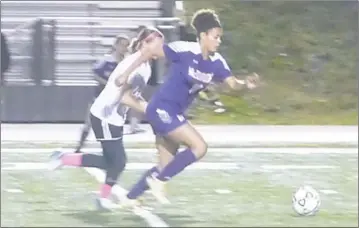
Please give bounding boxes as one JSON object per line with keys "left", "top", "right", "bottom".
{"left": 1, "top": 0, "right": 179, "bottom": 85}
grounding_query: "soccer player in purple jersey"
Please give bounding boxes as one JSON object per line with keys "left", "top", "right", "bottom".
{"left": 117, "top": 9, "right": 260, "bottom": 205}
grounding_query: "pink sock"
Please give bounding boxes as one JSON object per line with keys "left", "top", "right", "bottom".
{"left": 100, "top": 184, "right": 112, "bottom": 198}
{"left": 61, "top": 153, "right": 82, "bottom": 166}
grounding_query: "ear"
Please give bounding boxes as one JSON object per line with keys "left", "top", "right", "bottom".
{"left": 199, "top": 32, "right": 207, "bottom": 41}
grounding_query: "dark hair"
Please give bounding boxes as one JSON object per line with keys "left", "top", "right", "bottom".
{"left": 191, "top": 9, "right": 221, "bottom": 37}
{"left": 110, "top": 34, "right": 130, "bottom": 53}
{"left": 129, "top": 26, "right": 164, "bottom": 53}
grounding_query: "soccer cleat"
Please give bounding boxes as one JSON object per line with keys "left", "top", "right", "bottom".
{"left": 95, "top": 197, "right": 121, "bottom": 212}
{"left": 146, "top": 175, "right": 170, "bottom": 204}
{"left": 119, "top": 196, "right": 142, "bottom": 210}
{"left": 48, "top": 150, "right": 65, "bottom": 170}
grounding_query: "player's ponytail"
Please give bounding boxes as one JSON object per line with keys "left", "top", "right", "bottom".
{"left": 129, "top": 37, "right": 141, "bottom": 53}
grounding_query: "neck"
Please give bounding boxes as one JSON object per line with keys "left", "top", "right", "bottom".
{"left": 199, "top": 41, "right": 209, "bottom": 60}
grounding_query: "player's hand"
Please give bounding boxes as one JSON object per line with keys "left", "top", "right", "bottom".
{"left": 115, "top": 75, "right": 128, "bottom": 87}
{"left": 245, "top": 72, "right": 260, "bottom": 89}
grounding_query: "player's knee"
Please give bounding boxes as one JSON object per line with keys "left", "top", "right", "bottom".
{"left": 191, "top": 140, "right": 208, "bottom": 160}
{"left": 114, "top": 141, "right": 127, "bottom": 172}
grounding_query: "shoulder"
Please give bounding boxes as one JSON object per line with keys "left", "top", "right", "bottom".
{"left": 167, "top": 41, "right": 201, "bottom": 54}
{"left": 210, "top": 52, "right": 230, "bottom": 70}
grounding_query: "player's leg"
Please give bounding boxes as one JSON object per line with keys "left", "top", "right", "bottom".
{"left": 96, "top": 138, "right": 127, "bottom": 210}
{"left": 75, "top": 107, "right": 92, "bottom": 153}
{"left": 75, "top": 85, "right": 102, "bottom": 153}
{"left": 125, "top": 136, "right": 178, "bottom": 202}
{"left": 158, "top": 122, "right": 207, "bottom": 178}
{"left": 49, "top": 114, "right": 110, "bottom": 170}
{"left": 146, "top": 122, "right": 207, "bottom": 203}
{"left": 94, "top": 121, "right": 127, "bottom": 210}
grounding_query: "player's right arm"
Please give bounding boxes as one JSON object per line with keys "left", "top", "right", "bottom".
{"left": 114, "top": 41, "right": 195, "bottom": 87}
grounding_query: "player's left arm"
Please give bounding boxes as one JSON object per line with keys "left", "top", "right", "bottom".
{"left": 224, "top": 73, "right": 259, "bottom": 91}
{"left": 213, "top": 54, "right": 260, "bottom": 91}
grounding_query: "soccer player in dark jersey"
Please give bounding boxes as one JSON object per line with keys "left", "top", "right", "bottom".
{"left": 115, "top": 9, "right": 260, "bottom": 205}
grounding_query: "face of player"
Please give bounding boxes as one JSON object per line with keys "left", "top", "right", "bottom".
{"left": 142, "top": 32, "right": 165, "bottom": 60}
{"left": 115, "top": 38, "right": 130, "bottom": 56}
{"left": 201, "top": 27, "right": 223, "bottom": 53}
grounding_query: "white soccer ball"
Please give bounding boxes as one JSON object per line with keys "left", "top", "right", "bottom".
{"left": 292, "top": 185, "right": 321, "bottom": 216}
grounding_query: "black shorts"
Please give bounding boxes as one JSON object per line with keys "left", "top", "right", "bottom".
{"left": 90, "top": 114, "right": 123, "bottom": 141}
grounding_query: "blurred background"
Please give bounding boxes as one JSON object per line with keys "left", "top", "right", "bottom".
{"left": 1, "top": 0, "right": 358, "bottom": 125}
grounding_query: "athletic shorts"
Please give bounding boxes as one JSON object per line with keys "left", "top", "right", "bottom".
{"left": 145, "top": 101, "right": 187, "bottom": 136}
{"left": 90, "top": 114, "right": 123, "bottom": 141}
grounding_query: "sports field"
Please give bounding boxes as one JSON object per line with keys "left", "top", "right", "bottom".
{"left": 1, "top": 147, "right": 358, "bottom": 227}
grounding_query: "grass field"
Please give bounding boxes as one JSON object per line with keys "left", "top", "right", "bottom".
{"left": 1, "top": 147, "right": 358, "bottom": 227}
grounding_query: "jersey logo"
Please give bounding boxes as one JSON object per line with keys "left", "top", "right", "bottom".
{"left": 156, "top": 109, "right": 172, "bottom": 124}
{"left": 188, "top": 67, "right": 213, "bottom": 83}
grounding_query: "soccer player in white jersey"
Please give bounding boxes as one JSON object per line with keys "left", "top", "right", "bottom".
{"left": 49, "top": 27, "right": 164, "bottom": 210}
{"left": 115, "top": 9, "right": 260, "bottom": 205}
{"left": 74, "top": 35, "right": 130, "bottom": 153}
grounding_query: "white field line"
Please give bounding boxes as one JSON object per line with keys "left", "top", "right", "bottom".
{"left": 1, "top": 147, "right": 358, "bottom": 154}
{"left": 1, "top": 162, "right": 240, "bottom": 171}
{"left": 261, "top": 165, "right": 338, "bottom": 170}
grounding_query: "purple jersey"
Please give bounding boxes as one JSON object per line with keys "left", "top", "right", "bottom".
{"left": 146, "top": 41, "right": 232, "bottom": 136}
{"left": 150, "top": 41, "right": 232, "bottom": 113}
{"left": 93, "top": 54, "right": 118, "bottom": 81}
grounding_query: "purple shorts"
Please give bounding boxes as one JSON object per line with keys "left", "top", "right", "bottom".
{"left": 145, "top": 101, "right": 187, "bottom": 136}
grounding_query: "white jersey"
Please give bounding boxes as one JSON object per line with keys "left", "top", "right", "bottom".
{"left": 90, "top": 51, "right": 151, "bottom": 126}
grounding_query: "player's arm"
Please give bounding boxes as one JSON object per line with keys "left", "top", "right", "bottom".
{"left": 214, "top": 54, "right": 259, "bottom": 91}
{"left": 114, "top": 41, "right": 191, "bottom": 87}
{"left": 224, "top": 73, "right": 259, "bottom": 91}
{"left": 120, "top": 90, "right": 147, "bottom": 114}
{"left": 114, "top": 52, "right": 151, "bottom": 87}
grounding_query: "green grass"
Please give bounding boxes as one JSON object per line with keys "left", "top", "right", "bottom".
{"left": 181, "top": 1, "right": 358, "bottom": 125}
{"left": 1, "top": 148, "right": 358, "bottom": 227}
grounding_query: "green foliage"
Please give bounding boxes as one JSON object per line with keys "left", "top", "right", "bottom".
{"left": 183, "top": 1, "right": 358, "bottom": 124}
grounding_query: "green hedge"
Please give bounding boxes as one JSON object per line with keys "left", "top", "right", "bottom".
{"left": 183, "top": 1, "right": 358, "bottom": 125}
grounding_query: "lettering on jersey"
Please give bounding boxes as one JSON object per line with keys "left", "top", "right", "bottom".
{"left": 188, "top": 67, "right": 213, "bottom": 83}
{"left": 156, "top": 109, "right": 172, "bottom": 124}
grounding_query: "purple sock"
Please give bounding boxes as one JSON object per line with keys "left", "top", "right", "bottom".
{"left": 157, "top": 149, "right": 197, "bottom": 181}
{"left": 127, "top": 166, "right": 159, "bottom": 199}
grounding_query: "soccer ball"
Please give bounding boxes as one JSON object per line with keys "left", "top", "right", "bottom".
{"left": 292, "top": 185, "right": 321, "bottom": 216}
